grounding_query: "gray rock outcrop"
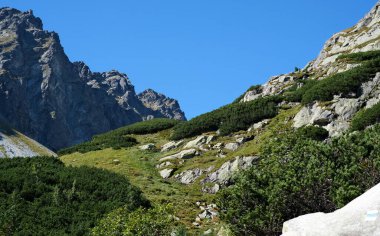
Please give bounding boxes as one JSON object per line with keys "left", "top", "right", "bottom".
{"left": 202, "top": 156, "right": 259, "bottom": 193}
{"left": 159, "top": 149, "right": 199, "bottom": 162}
{"left": 138, "top": 89, "right": 186, "bottom": 120}
{"left": 0, "top": 8, "right": 185, "bottom": 150}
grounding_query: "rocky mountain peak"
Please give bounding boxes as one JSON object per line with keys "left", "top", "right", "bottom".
{"left": 0, "top": 7, "right": 42, "bottom": 31}
{"left": 0, "top": 8, "right": 186, "bottom": 150}
{"left": 138, "top": 89, "right": 187, "bottom": 120}
{"left": 311, "top": 1, "right": 380, "bottom": 73}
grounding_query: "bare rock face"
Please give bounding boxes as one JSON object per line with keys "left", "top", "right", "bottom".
{"left": 201, "top": 156, "right": 259, "bottom": 193}
{"left": 138, "top": 89, "right": 186, "bottom": 120}
{"left": 311, "top": 1, "right": 380, "bottom": 74}
{"left": 293, "top": 73, "right": 380, "bottom": 137}
{"left": 0, "top": 8, "right": 185, "bottom": 150}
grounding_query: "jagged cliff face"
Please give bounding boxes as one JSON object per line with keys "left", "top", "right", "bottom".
{"left": 311, "top": 1, "right": 380, "bottom": 74}
{"left": 138, "top": 89, "right": 187, "bottom": 120}
{"left": 0, "top": 8, "right": 185, "bottom": 150}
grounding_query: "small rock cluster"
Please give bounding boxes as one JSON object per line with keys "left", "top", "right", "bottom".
{"left": 192, "top": 202, "right": 219, "bottom": 227}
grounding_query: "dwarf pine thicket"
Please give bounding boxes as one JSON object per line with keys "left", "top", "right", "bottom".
{"left": 217, "top": 124, "right": 380, "bottom": 235}
{"left": 0, "top": 157, "right": 149, "bottom": 235}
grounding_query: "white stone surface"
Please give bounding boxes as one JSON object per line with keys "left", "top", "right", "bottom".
{"left": 282, "top": 182, "right": 380, "bottom": 236}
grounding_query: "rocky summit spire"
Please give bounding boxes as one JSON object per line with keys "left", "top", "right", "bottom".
{"left": 0, "top": 8, "right": 186, "bottom": 150}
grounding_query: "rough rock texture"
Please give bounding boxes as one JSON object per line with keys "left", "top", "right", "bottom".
{"left": 293, "top": 73, "right": 380, "bottom": 136}
{"left": 242, "top": 75, "right": 296, "bottom": 102}
{"left": 175, "top": 168, "right": 204, "bottom": 185}
{"left": 282, "top": 182, "right": 380, "bottom": 236}
{"left": 310, "top": 1, "right": 380, "bottom": 74}
{"left": 202, "top": 156, "right": 259, "bottom": 193}
{"left": 138, "top": 89, "right": 186, "bottom": 120}
{"left": 159, "top": 168, "right": 174, "bottom": 179}
{"left": 0, "top": 8, "right": 185, "bottom": 150}
{"left": 0, "top": 119, "right": 56, "bottom": 157}
{"left": 160, "top": 140, "right": 184, "bottom": 152}
{"left": 159, "top": 149, "right": 199, "bottom": 162}
{"left": 139, "top": 143, "right": 156, "bottom": 151}
{"left": 183, "top": 135, "right": 214, "bottom": 149}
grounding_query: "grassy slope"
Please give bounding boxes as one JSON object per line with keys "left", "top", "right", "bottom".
{"left": 59, "top": 106, "right": 301, "bottom": 234}
{"left": 60, "top": 130, "right": 219, "bottom": 233}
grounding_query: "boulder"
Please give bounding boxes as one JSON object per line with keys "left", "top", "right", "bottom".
{"left": 155, "top": 161, "right": 173, "bottom": 169}
{"left": 175, "top": 168, "right": 204, "bottom": 184}
{"left": 202, "top": 156, "right": 259, "bottom": 193}
{"left": 160, "top": 140, "right": 184, "bottom": 152}
{"left": 224, "top": 142, "right": 240, "bottom": 151}
{"left": 159, "top": 168, "right": 174, "bottom": 179}
{"left": 282, "top": 182, "right": 380, "bottom": 236}
{"left": 159, "top": 149, "right": 199, "bottom": 162}
{"left": 139, "top": 143, "right": 156, "bottom": 151}
{"left": 248, "top": 119, "right": 271, "bottom": 131}
{"left": 184, "top": 135, "right": 208, "bottom": 149}
{"left": 293, "top": 102, "right": 334, "bottom": 128}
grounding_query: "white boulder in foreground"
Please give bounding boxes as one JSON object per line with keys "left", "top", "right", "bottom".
{"left": 282, "top": 183, "right": 380, "bottom": 236}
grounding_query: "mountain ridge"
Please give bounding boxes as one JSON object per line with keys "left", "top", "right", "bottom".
{"left": 0, "top": 7, "right": 185, "bottom": 151}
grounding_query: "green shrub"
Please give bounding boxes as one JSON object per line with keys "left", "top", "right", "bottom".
{"left": 171, "top": 96, "right": 281, "bottom": 140}
{"left": 109, "top": 118, "right": 182, "bottom": 135}
{"left": 337, "top": 50, "right": 380, "bottom": 63}
{"left": 92, "top": 204, "right": 186, "bottom": 236}
{"left": 302, "top": 58, "right": 380, "bottom": 104}
{"left": 217, "top": 125, "right": 380, "bottom": 235}
{"left": 351, "top": 102, "right": 380, "bottom": 131}
{"left": 58, "top": 119, "right": 180, "bottom": 155}
{"left": 0, "top": 157, "right": 149, "bottom": 235}
{"left": 296, "top": 126, "right": 329, "bottom": 141}
{"left": 283, "top": 79, "right": 318, "bottom": 102}
{"left": 283, "top": 51, "right": 380, "bottom": 105}
{"left": 58, "top": 135, "right": 137, "bottom": 155}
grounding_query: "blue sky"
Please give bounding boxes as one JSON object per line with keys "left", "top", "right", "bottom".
{"left": 2, "top": 0, "right": 378, "bottom": 119}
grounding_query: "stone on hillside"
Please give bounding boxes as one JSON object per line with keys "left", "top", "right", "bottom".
{"left": 206, "top": 135, "right": 216, "bottom": 144}
{"left": 175, "top": 168, "right": 204, "bottom": 185}
{"left": 160, "top": 140, "right": 184, "bottom": 152}
{"left": 159, "top": 149, "right": 199, "bottom": 162}
{"left": 282, "top": 182, "right": 380, "bottom": 236}
{"left": 248, "top": 119, "right": 271, "bottom": 131}
{"left": 139, "top": 143, "right": 156, "bottom": 151}
{"left": 184, "top": 135, "right": 208, "bottom": 149}
{"left": 224, "top": 142, "right": 240, "bottom": 151}
{"left": 156, "top": 161, "right": 173, "bottom": 169}
{"left": 202, "top": 156, "right": 259, "bottom": 193}
{"left": 235, "top": 135, "right": 254, "bottom": 145}
{"left": 113, "top": 159, "right": 120, "bottom": 165}
{"left": 204, "top": 229, "right": 213, "bottom": 235}
{"left": 202, "top": 184, "right": 221, "bottom": 194}
{"left": 159, "top": 168, "right": 174, "bottom": 179}
{"left": 293, "top": 102, "right": 334, "bottom": 128}
{"left": 213, "top": 143, "right": 224, "bottom": 150}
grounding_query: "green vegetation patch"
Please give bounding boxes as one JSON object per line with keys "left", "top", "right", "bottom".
{"left": 0, "top": 157, "right": 149, "bottom": 235}
{"left": 58, "top": 134, "right": 137, "bottom": 155}
{"left": 58, "top": 119, "right": 180, "bottom": 155}
{"left": 337, "top": 50, "right": 380, "bottom": 63}
{"left": 171, "top": 96, "right": 282, "bottom": 140}
{"left": 283, "top": 50, "right": 380, "bottom": 104}
{"left": 217, "top": 124, "right": 380, "bottom": 235}
{"left": 302, "top": 58, "right": 380, "bottom": 104}
{"left": 351, "top": 102, "right": 380, "bottom": 131}
{"left": 92, "top": 204, "right": 186, "bottom": 236}
{"left": 109, "top": 118, "right": 182, "bottom": 136}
